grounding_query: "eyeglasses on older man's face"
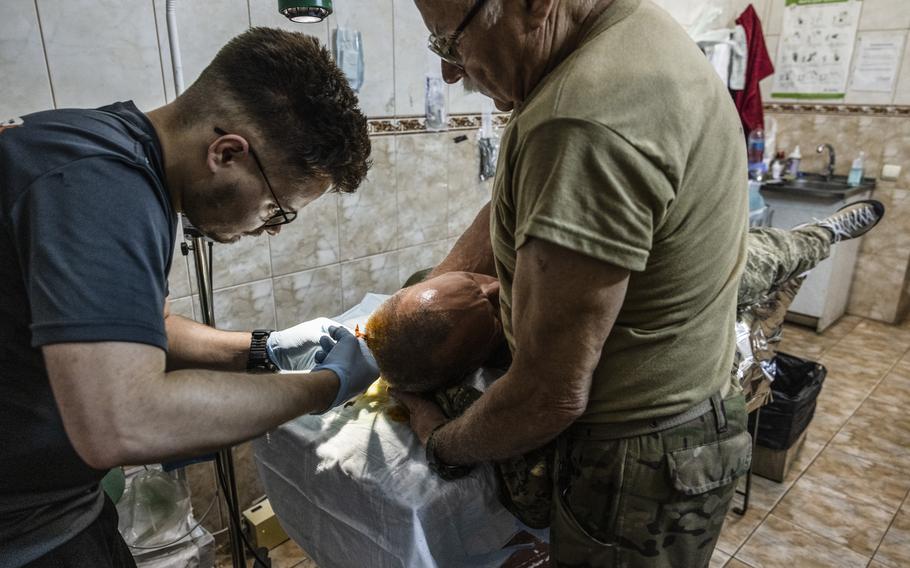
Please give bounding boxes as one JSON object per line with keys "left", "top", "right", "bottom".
{"left": 426, "top": 0, "right": 490, "bottom": 70}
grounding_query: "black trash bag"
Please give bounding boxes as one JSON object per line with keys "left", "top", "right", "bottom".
{"left": 749, "top": 352, "right": 826, "bottom": 450}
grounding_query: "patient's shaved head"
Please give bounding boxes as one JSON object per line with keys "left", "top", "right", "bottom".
{"left": 364, "top": 272, "right": 502, "bottom": 392}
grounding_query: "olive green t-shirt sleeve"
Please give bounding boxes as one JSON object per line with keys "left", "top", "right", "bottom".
{"left": 513, "top": 118, "right": 676, "bottom": 272}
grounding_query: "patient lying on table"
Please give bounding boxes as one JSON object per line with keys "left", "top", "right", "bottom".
{"left": 360, "top": 223, "right": 838, "bottom": 395}
{"left": 351, "top": 209, "right": 881, "bottom": 527}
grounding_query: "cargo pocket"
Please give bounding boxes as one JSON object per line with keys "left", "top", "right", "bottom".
{"left": 666, "top": 431, "right": 753, "bottom": 495}
{"left": 552, "top": 486, "right": 617, "bottom": 566}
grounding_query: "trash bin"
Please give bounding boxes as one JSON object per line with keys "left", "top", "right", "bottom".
{"left": 750, "top": 352, "right": 827, "bottom": 451}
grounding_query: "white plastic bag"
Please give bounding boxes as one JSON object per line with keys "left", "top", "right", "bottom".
{"left": 117, "top": 469, "right": 192, "bottom": 548}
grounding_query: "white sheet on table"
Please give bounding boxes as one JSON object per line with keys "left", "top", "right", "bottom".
{"left": 254, "top": 293, "right": 538, "bottom": 567}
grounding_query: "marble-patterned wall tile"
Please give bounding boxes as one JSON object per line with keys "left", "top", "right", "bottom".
{"left": 273, "top": 264, "right": 344, "bottom": 329}
{"left": 895, "top": 36, "right": 910, "bottom": 105}
{"left": 398, "top": 240, "right": 450, "bottom": 286}
{"left": 770, "top": 114, "right": 886, "bottom": 178}
{"left": 248, "top": 0, "right": 329, "bottom": 45}
{"left": 338, "top": 136, "right": 398, "bottom": 260}
{"left": 213, "top": 280, "right": 276, "bottom": 331}
{"left": 340, "top": 252, "right": 400, "bottom": 310}
{"left": 447, "top": 131, "right": 493, "bottom": 238}
{"left": 333, "top": 0, "right": 396, "bottom": 117}
{"left": 39, "top": 0, "right": 166, "bottom": 110}
{"left": 397, "top": 133, "right": 449, "bottom": 247}
{"left": 882, "top": 116, "right": 910, "bottom": 188}
{"left": 168, "top": 244, "right": 192, "bottom": 299}
{"left": 211, "top": 235, "right": 272, "bottom": 291}
{"left": 860, "top": 187, "right": 910, "bottom": 261}
{"left": 899, "top": 264, "right": 910, "bottom": 323}
{"left": 168, "top": 296, "right": 194, "bottom": 319}
{"left": 233, "top": 441, "right": 264, "bottom": 511}
{"left": 185, "top": 461, "right": 225, "bottom": 533}
{"left": 847, "top": 253, "right": 907, "bottom": 323}
{"left": 270, "top": 193, "right": 340, "bottom": 276}
{"left": 191, "top": 294, "right": 202, "bottom": 323}
{"left": 830, "top": 116, "right": 887, "bottom": 178}
{"left": 154, "top": 0, "right": 249, "bottom": 101}
{"left": 859, "top": 0, "right": 910, "bottom": 31}
{"left": 393, "top": 0, "right": 434, "bottom": 116}
{"left": 0, "top": 1, "right": 54, "bottom": 118}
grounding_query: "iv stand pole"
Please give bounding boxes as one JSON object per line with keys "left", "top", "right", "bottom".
{"left": 166, "top": 2, "right": 246, "bottom": 566}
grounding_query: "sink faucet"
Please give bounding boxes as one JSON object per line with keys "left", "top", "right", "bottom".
{"left": 816, "top": 143, "right": 836, "bottom": 180}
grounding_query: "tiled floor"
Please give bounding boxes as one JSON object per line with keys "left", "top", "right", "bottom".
{"left": 217, "top": 315, "right": 910, "bottom": 568}
{"left": 715, "top": 315, "right": 910, "bottom": 568}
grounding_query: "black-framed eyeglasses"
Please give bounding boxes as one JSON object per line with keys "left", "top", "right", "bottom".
{"left": 427, "top": 0, "right": 490, "bottom": 70}
{"left": 214, "top": 127, "right": 297, "bottom": 228}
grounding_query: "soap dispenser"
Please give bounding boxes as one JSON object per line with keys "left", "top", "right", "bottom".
{"left": 848, "top": 152, "right": 865, "bottom": 187}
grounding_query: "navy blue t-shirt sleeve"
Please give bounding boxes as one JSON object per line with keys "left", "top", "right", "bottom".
{"left": 10, "top": 157, "right": 172, "bottom": 350}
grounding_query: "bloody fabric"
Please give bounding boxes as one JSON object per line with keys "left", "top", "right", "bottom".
{"left": 733, "top": 4, "right": 774, "bottom": 135}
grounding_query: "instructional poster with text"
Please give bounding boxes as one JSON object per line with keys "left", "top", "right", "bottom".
{"left": 772, "top": 0, "right": 862, "bottom": 100}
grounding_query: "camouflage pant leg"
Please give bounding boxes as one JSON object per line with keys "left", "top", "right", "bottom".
{"left": 738, "top": 226, "right": 831, "bottom": 311}
{"left": 552, "top": 395, "right": 752, "bottom": 568}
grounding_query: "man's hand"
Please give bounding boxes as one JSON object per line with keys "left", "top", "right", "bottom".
{"left": 267, "top": 317, "right": 340, "bottom": 370}
{"left": 390, "top": 390, "right": 448, "bottom": 446}
{"left": 312, "top": 326, "right": 380, "bottom": 409}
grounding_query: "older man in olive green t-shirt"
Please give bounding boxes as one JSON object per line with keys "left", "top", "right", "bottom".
{"left": 395, "top": 0, "right": 751, "bottom": 564}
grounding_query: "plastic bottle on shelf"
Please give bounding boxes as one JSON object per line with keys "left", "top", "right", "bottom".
{"left": 747, "top": 127, "right": 766, "bottom": 181}
{"left": 770, "top": 151, "right": 786, "bottom": 182}
{"left": 787, "top": 145, "right": 802, "bottom": 180}
{"left": 848, "top": 151, "right": 866, "bottom": 187}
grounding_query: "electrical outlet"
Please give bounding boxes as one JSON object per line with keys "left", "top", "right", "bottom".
{"left": 882, "top": 164, "right": 902, "bottom": 181}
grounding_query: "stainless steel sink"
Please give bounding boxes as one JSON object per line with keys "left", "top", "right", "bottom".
{"left": 762, "top": 172, "right": 876, "bottom": 198}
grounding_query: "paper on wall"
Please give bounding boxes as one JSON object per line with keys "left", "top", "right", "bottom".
{"left": 772, "top": 0, "right": 863, "bottom": 100}
{"left": 849, "top": 32, "right": 906, "bottom": 93}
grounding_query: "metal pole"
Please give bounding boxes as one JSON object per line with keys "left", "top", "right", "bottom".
{"left": 184, "top": 228, "right": 246, "bottom": 567}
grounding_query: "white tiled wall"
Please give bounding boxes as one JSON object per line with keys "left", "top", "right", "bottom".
{"left": 653, "top": 0, "right": 910, "bottom": 106}
{"left": 0, "top": 1, "right": 55, "bottom": 117}
{"left": 0, "top": 0, "right": 494, "bottom": 119}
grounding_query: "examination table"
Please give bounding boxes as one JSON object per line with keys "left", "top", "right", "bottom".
{"left": 253, "top": 294, "right": 541, "bottom": 568}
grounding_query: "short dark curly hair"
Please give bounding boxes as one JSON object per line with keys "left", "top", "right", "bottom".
{"left": 177, "top": 27, "right": 370, "bottom": 193}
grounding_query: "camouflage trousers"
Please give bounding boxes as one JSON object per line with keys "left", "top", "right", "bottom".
{"left": 738, "top": 226, "right": 831, "bottom": 312}
{"left": 552, "top": 394, "right": 752, "bottom": 568}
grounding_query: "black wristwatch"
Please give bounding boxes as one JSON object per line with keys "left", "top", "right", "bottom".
{"left": 426, "top": 423, "right": 473, "bottom": 481}
{"left": 247, "top": 329, "right": 278, "bottom": 373}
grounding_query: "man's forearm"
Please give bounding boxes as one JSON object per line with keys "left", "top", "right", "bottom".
{"left": 165, "top": 314, "right": 250, "bottom": 372}
{"left": 432, "top": 369, "right": 582, "bottom": 465}
{"left": 47, "top": 338, "right": 341, "bottom": 470}
{"left": 112, "top": 368, "right": 339, "bottom": 466}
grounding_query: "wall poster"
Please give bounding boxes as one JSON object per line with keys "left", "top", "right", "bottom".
{"left": 772, "top": 0, "right": 862, "bottom": 100}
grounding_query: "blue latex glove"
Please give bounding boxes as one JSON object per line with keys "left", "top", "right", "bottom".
{"left": 267, "top": 317, "right": 340, "bottom": 371}
{"left": 312, "top": 326, "right": 380, "bottom": 410}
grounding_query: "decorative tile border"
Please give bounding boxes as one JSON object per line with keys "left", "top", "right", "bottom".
{"left": 368, "top": 113, "right": 511, "bottom": 136}
{"left": 369, "top": 105, "right": 910, "bottom": 135}
{"left": 764, "top": 103, "right": 910, "bottom": 117}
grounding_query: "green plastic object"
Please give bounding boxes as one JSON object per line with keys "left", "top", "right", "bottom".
{"left": 278, "top": 0, "right": 333, "bottom": 22}
{"left": 101, "top": 467, "right": 126, "bottom": 504}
